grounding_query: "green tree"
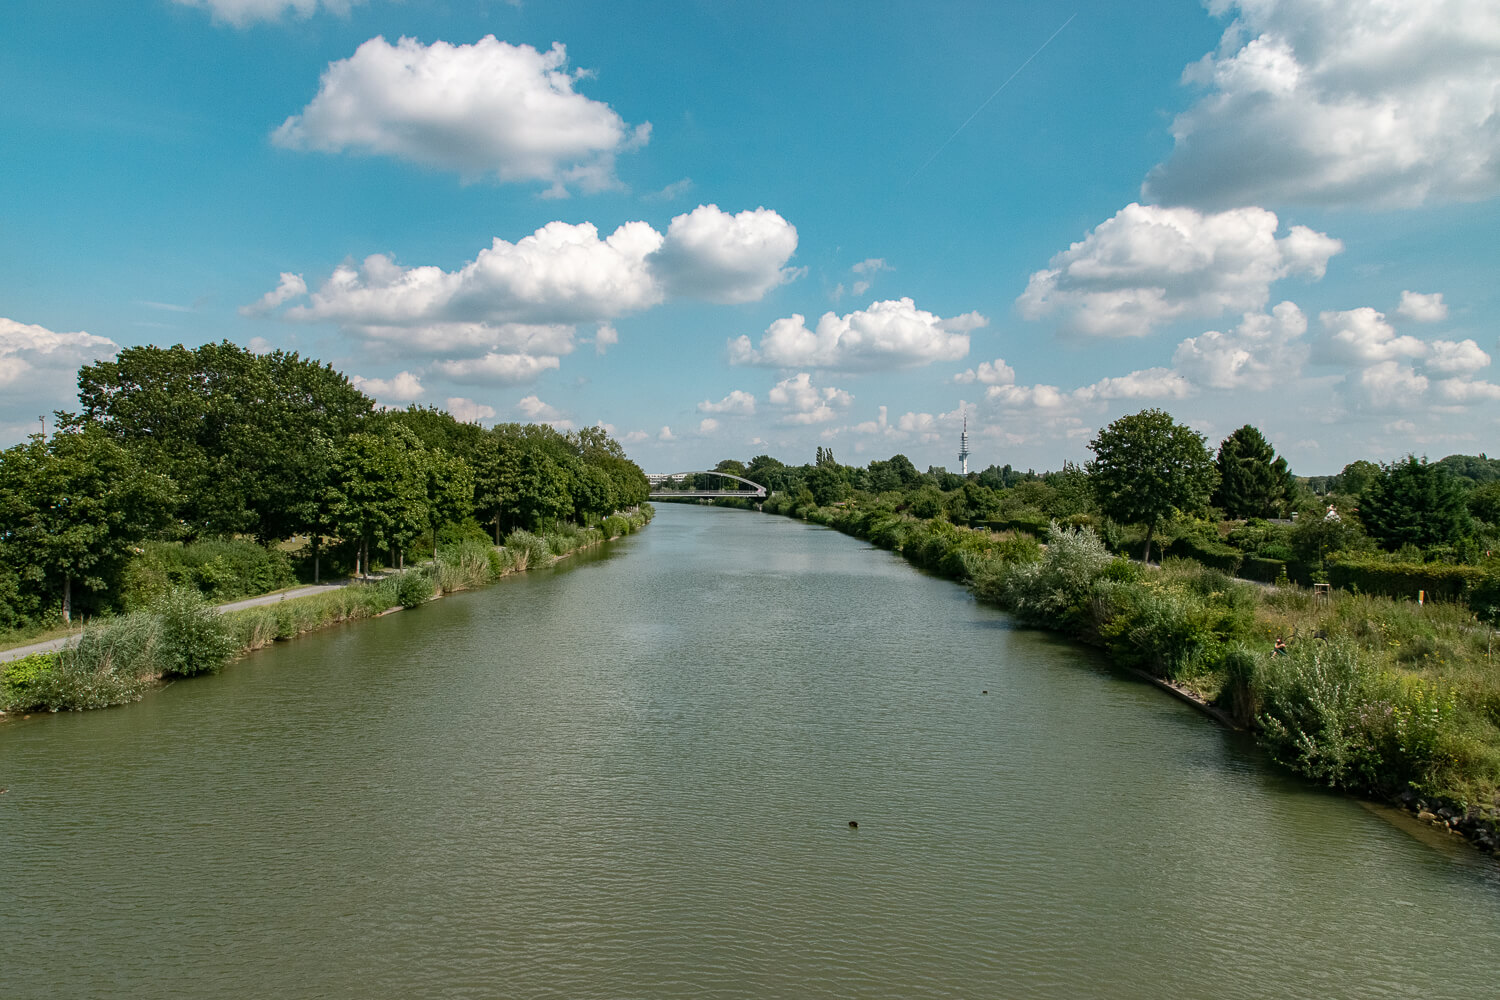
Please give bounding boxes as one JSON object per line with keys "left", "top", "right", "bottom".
{"left": 330, "top": 427, "right": 428, "bottom": 576}
{"left": 512, "top": 449, "right": 573, "bottom": 531}
{"left": 73, "top": 341, "right": 372, "bottom": 539}
{"left": 1336, "top": 459, "right": 1380, "bottom": 497}
{"left": 0, "top": 427, "right": 174, "bottom": 621}
{"left": 1467, "top": 481, "right": 1500, "bottom": 526}
{"left": 804, "top": 464, "right": 851, "bottom": 506}
{"left": 1088, "top": 408, "right": 1218, "bottom": 563}
{"left": 420, "top": 448, "right": 476, "bottom": 557}
{"left": 1212, "top": 424, "right": 1294, "bottom": 518}
{"left": 1359, "top": 455, "right": 1472, "bottom": 551}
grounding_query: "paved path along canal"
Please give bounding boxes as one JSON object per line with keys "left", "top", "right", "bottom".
{"left": 2, "top": 504, "right": 1497, "bottom": 998}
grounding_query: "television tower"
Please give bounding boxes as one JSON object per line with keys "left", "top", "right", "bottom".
{"left": 958, "top": 411, "right": 970, "bottom": 475}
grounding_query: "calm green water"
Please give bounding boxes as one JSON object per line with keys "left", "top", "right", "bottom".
{"left": 3, "top": 503, "right": 1498, "bottom": 999}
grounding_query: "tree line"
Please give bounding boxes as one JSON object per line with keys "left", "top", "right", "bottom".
{"left": 0, "top": 341, "right": 648, "bottom": 628}
{"left": 685, "top": 408, "right": 1497, "bottom": 585}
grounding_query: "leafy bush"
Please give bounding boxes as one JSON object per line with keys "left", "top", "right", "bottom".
{"left": 602, "top": 514, "right": 631, "bottom": 538}
{"left": 503, "top": 530, "right": 552, "bottom": 571}
{"left": 989, "top": 523, "right": 1113, "bottom": 629}
{"left": 1240, "top": 555, "right": 1286, "bottom": 583}
{"left": 1, "top": 652, "right": 59, "bottom": 709}
{"left": 395, "top": 570, "right": 435, "bottom": 609}
{"left": 150, "top": 587, "right": 238, "bottom": 677}
{"left": 1257, "top": 639, "right": 1383, "bottom": 787}
{"left": 121, "top": 538, "right": 296, "bottom": 608}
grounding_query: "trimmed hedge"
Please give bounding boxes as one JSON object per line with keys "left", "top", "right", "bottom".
{"left": 1167, "top": 536, "right": 1243, "bottom": 575}
{"left": 1326, "top": 558, "right": 1488, "bottom": 602}
{"left": 1240, "top": 555, "right": 1286, "bottom": 583}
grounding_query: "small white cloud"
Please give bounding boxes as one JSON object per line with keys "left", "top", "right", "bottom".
{"left": 697, "top": 417, "right": 720, "bottom": 434}
{"left": 697, "top": 389, "right": 756, "bottom": 415}
{"left": 985, "top": 383, "right": 1073, "bottom": 409}
{"left": 516, "top": 394, "right": 565, "bottom": 421}
{"left": 644, "top": 177, "right": 694, "bottom": 202}
{"left": 273, "top": 36, "right": 649, "bottom": 194}
{"left": 246, "top": 336, "right": 274, "bottom": 354}
{"left": 1315, "top": 308, "right": 1427, "bottom": 366}
{"left": 953, "top": 358, "right": 1016, "bottom": 386}
{"left": 1426, "top": 339, "right": 1490, "bottom": 375}
{"left": 649, "top": 204, "right": 800, "bottom": 304}
{"left": 434, "top": 353, "right": 561, "bottom": 384}
{"left": 446, "top": 396, "right": 497, "bottom": 422}
{"left": 1397, "top": 290, "right": 1449, "bottom": 323}
{"left": 730, "top": 297, "right": 980, "bottom": 371}
{"left": 240, "top": 272, "right": 307, "bottom": 317}
{"left": 1434, "top": 378, "right": 1500, "bottom": 403}
{"left": 173, "top": 0, "right": 361, "bottom": 27}
{"left": 350, "top": 370, "right": 424, "bottom": 403}
{"left": 768, "top": 372, "right": 852, "bottom": 425}
{"left": 621, "top": 429, "right": 650, "bottom": 444}
{"left": 1172, "top": 301, "right": 1309, "bottom": 390}
{"left": 658, "top": 425, "right": 675, "bottom": 442}
{"left": 593, "top": 323, "right": 619, "bottom": 355}
{"left": 1017, "top": 203, "right": 1341, "bottom": 337}
{"left": 849, "top": 257, "right": 892, "bottom": 297}
{"left": 1075, "top": 367, "right": 1194, "bottom": 402}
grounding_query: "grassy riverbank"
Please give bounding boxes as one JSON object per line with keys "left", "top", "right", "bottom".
{"left": 0, "top": 507, "right": 653, "bottom": 716}
{"left": 724, "top": 493, "right": 1500, "bottom": 851}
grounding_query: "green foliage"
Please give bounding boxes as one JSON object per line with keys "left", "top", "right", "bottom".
{"left": 150, "top": 587, "right": 238, "bottom": 678}
{"left": 1325, "top": 557, "right": 1486, "bottom": 603}
{"left": 74, "top": 341, "right": 373, "bottom": 539}
{"left": 1257, "top": 640, "right": 1383, "bottom": 787}
{"left": 1213, "top": 424, "right": 1293, "bottom": 518}
{"left": 121, "top": 538, "right": 297, "bottom": 608}
{"left": 1360, "top": 455, "right": 1473, "bottom": 550}
{"left": 394, "top": 570, "right": 435, "bottom": 608}
{"left": 0, "top": 425, "right": 175, "bottom": 620}
{"left": 1088, "top": 408, "right": 1218, "bottom": 562}
{"left": 503, "top": 529, "right": 553, "bottom": 571}
{"left": 988, "top": 523, "right": 1114, "bottom": 629}
{"left": 1, "top": 652, "right": 59, "bottom": 708}
{"left": 1166, "top": 535, "right": 1243, "bottom": 575}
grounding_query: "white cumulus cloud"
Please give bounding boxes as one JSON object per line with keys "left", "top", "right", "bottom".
{"left": 1172, "top": 301, "right": 1309, "bottom": 390}
{"left": 1315, "top": 307, "right": 1427, "bottom": 365}
{"left": 697, "top": 390, "right": 756, "bottom": 415}
{"left": 350, "top": 370, "right": 424, "bottom": 402}
{"left": 1397, "top": 290, "right": 1450, "bottom": 322}
{"left": 1426, "top": 338, "right": 1490, "bottom": 375}
{"left": 954, "top": 358, "right": 1017, "bottom": 386}
{"left": 697, "top": 418, "right": 720, "bottom": 434}
{"left": 0, "top": 317, "right": 119, "bottom": 430}
{"left": 274, "top": 36, "right": 649, "bottom": 195}
{"left": 446, "top": 397, "right": 496, "bottom": 422}
{"left": 433, "top": 353, "right": 561, "bottom": 384}
{"left": 1145, "top": 0, "right": 1500, "bottom": 209}
{"left": 1017, "top": 203, "right": 1341, "bottom": 337}
{"left": 240, "top": 272, "right": 307, "bottom": 317}
{"left": 768, "top": 372, "right": 853, "bottom": 425}
{"left": 1350, "top": 360, "right": 1430, "bottom": 411}
{"left": 648, "top": 205, "right": 800, "bottom": 303}
{"left": 730, "top": 298, "right": 981, "bottom": 371}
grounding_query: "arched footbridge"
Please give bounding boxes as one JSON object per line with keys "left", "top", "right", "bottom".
{"left": 647, "top": 471, "right": 766, "bottom": 499}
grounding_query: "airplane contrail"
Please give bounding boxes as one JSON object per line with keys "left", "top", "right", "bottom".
{"left": 906, "top": 12, "right": 1078, "bottom": 185}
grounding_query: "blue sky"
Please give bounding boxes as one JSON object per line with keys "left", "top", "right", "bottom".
{"left": 3, "top": 0, "right": 1498, "bottom": 475}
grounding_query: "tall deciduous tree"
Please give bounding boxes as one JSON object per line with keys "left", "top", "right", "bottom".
{"left": 1088, "top": 408, "right": 1218, "bottom": 563}
{"left": 329, "top": 427, "right": 428, "bottom": 576}
{"left": 1359, "top": 455, "right": 1472, "bottom": 550}
{"left": 1212, "top": 424, "right": 1294, "bottom": 518}
{"left": 73, "top": 341, "right": 372, "bottom": 539}
{"left": 0, "top": 428, "right": 174, "bottom": 621}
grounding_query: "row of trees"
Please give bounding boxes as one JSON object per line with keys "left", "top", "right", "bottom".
{"left": 694, "top": 409, "right": 1494, "bottom": 570}
{"left": 0, "top": 342, "right": 648, "bottom": 626}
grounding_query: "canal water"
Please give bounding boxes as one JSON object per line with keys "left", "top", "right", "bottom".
{"left": 2, "top": 503, "right": 1497, "bottom": 998}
